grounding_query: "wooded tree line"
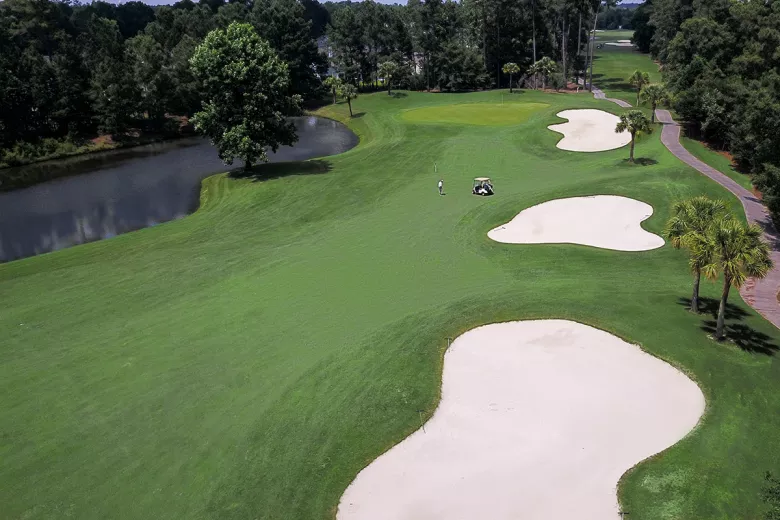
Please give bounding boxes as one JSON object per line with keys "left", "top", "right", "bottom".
{"left": 1, "top": 0, "right": 617, "bottom": 160}
{"left": 632, "top": 0, "right": 780, "bottom": 221}
{"left": 327, "top": 0, "right": 605, "bottom": 93}
{"left": 0, "top": 0, "right": 326, "bottom": 154}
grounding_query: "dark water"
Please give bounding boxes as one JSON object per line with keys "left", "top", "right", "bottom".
{"left": 0, "top": 117, "right": 358, "bottom": 263}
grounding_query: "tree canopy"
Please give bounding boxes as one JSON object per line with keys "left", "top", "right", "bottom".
{"left": 615, "top": 110, "right": 652, "bottom": 163}
{"left": 634, "top": 0, "right": 780, "bottom": 223}
{"left": 190, "top": 22, "right": 300, "bottom": 170}
{"left": 2, "top": 0, "right": 627, "bottom": 180}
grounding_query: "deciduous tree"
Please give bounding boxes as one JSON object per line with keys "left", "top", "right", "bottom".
{"left": 189, "top": 22, "right": 300, "bottom": 170}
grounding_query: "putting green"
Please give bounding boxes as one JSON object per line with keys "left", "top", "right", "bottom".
{"left": 401, "top": 102, "right": 549, "bottom": 126}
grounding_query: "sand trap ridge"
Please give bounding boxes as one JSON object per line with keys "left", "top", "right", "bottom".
{"left": 606, "top": 41, "right": 635, "bottom": 47}
{"left": 337, "top": 320, "right": 704, "bottom": 520}
{"left": 488, "top": 195, "right": 664, "bottom": 251}
{"left": 548, "top": 109, "right": 631, "bottom": 152}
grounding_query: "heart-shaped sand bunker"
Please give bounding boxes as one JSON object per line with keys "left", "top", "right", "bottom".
{"left": 337, "top": 320, "right": 704, "bottom": 520}
{"left": 487, "top": 195, "right": 664, "bottom": 251}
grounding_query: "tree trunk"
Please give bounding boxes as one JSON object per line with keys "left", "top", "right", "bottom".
{"left": 532, "top": 0, "right": 537, "bottom": 64}
{"left": 332, "top": 90, "right": 337, "bottom": 104}
{"left": 651, "top": 102, "right": 656, "bottom": 123}
{"left": 691, "top": 269, "right": 701, "bottom": 313}
{"left": 576, "top": 12, "right": 582, "bottom": 57}
{"left": 509, "top": 73, "right": 513, "bottom": 93}
{"left": 347, "top": 98, "right": 353, "bottom": 117}
{"left": 561, "top": 18, "right": 566, "bottom": 84}
{"left": 244, "top": 160, "right": 252, "bottom": 172}
{"left": 496, "top": 11, "right": 501, "bottom": 88}
{"left": 716, "top": 278, "right": 732, "bottom": 340}
{"left": 629, "top": 133, "right": 635, "bottom": 162}
{"left": 387, "top": 81, "right": 391, "bottom": 95}
{"left": 588, "top": 8, "right": 600, "bottom": 91}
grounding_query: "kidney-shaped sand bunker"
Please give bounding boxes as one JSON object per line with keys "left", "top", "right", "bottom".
{"left": 488, "top": 195, "right": 664, "bottom": 251}
{"left": 549, "top": 109, "right": 632, "bottom": 152}
{"left": 337, "top": 320, "right": 704, "bottom": 520}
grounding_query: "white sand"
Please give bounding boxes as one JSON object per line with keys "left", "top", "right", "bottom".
{"left": 487, "top": 195, "right": 664, "bottom": 251}
{"left": 606, "top": 42, "right": 635, "bottom": 47}
{"left": 548, "top": 109, "right": 631, "bottom": 152}
{"left": 618, "top": 39, "right": 632, "bottom": 43}
{"left": 337, "top": 320, "right": 704, "bottom": 520}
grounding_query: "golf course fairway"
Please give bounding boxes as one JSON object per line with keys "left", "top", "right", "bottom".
{"left": 2, "top": 88, "right": 780, "bottom": 520}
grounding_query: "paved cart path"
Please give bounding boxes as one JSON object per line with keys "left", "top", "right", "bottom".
{"left": 654, "top": 109, "right": 780, "bottom": 329}
{"left": 588, "top": 85, "right": 780, "bottom": 330}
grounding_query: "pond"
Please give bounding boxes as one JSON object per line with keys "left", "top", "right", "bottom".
{"left": 0, "top": 116, "right": 358, "bottom": 263}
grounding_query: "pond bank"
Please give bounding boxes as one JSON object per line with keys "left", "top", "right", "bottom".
{"left": 1, "top": 116, "right": 358, "bottom": 263}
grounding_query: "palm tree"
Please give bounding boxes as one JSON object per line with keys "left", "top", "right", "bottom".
{"left": 528, "top": 60, "right": 540, "bottom": 90}
{"left": 323, "top": 76, "right": 343, "bottom": 105}
{"left": 502, "top": 62, "right": 520, "bottom": 92}
{"left": 697, "top": 219, "right": 773, "bottom": 340}
{"left": 628, "top": 69, "right": 650, "bottom": 106}
{"left": 664, "top": 196, "right": 729, "bottom": 313}
{"left": 378, "top": 61, "right": 398, "bottom": 95}
{"left": 339, "top": 83, "right": 358, "bottom": 117}
{"left": 615, "top": 110, "right": 652, "bottom": 163}
{"left": 640, "top": 83, "right": 668, "bottom": 123}
{"left": 531, "top": 57, "right": 557, "bottom": 90}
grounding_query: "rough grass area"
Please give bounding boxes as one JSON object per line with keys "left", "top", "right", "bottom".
{"left": 681, "top": 135, "right": 754, "bottom": 191}
{"left": 400, "top": 101, "right": 550, "bottom": 126}
{"left": 2, "top": 88, "right": 780, "bottom": 520}
{"left": 592, "top": 30, "right": 662, "bottom": 106}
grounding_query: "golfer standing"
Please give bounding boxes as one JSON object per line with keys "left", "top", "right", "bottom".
{"left": 438, "top": 179, "right": 443, "bottom": 195}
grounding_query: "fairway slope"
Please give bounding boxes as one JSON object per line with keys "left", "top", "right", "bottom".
{"left": 488, "top": 195, "right": 664, "bottom": 251}
{"left": 337, "top": 320, "right": 704, "bottom": 520}
{"left": 548, "top": 109, "right": 631, "bottom": 152}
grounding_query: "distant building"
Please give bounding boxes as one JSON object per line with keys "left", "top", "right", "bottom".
{"left": 317, "top": 35, "right": 340, "bottom": 78}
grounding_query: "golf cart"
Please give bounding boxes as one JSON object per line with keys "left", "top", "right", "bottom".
{"left": 472, "top": 177, "right": 494, "bottom": 196}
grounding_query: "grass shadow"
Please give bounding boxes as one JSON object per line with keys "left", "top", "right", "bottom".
{"left": 677, "top": 296, "right": 778, "bottom": 355}
{"left": 389, "top": 92, "right": 408, "bottom": 99}
{"left": 349, "top": 112, "right": 366, "bottom": 119}
{"left": 622, "top": 158, "right": 659, "bottom": 166}
{"left": 677, "top": 296, "right": 749, "bottom": 321}
{"left": 230, "top": 159, "right": 332, "bottom": 182}
{"left": 700, "top": 320, "right": 779, "bottom": 355}
{"left": 755, "top": 218, "right": 780, "bottom": 248}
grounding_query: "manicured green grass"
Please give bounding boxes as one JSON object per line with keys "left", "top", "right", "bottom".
{"left": 681, "top": 135, "right": 754, "bottom": 191}
{"left": 595, "top": 29, "right": 635, "bottom": 41}
{"left": 401, "top": 101, "right": 550, "bottom": 126}
{"left": 2, "top": 88, "right": 780, "bottom": 520}
{"left": 592, "top": 30, "right": 661, "bottom": 106}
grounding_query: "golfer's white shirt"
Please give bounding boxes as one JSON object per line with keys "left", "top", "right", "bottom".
{"left": 438, "top": 181, "right": 443, "bottom": 189}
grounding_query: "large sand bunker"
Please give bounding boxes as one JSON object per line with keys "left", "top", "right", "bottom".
{"left": 488, "top": 195, "right": 664, "bottom": 251}
{"left": 337, "top": 320, "right": 704, "bottom": 520}
{"left": 549, "top": 109, "right": 631, "bottom": 152}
